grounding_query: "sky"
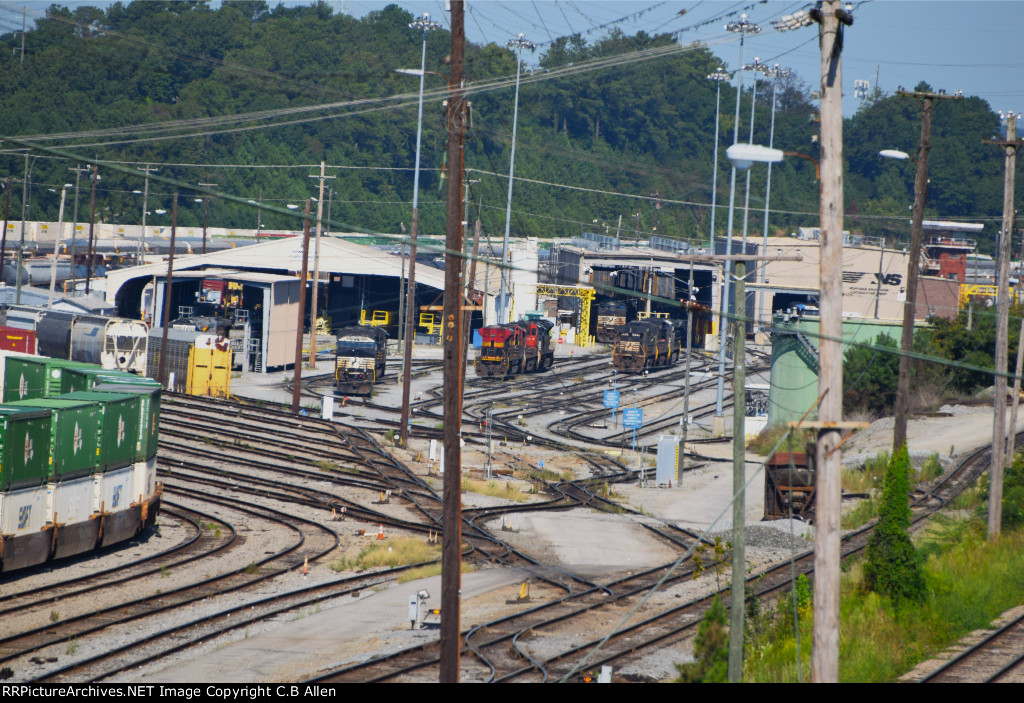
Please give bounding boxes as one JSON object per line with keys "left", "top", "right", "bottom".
{"left": 2, "top": 0, "right": 1022, "bottom": 120}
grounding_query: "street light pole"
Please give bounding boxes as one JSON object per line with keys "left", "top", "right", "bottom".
{"left": 399, "top": 12, "right": 441, "bottom": 449}
{"left": 714, "top": 13, "right": 759, "bottom": 439}
{"left": 707, "top": 67, "right": 730, "bottom": 254}
{"left": 757, "top": 65, "right": 789, "bottom": 330}
{"left": 498, "top": 33, "right": 535, "bottom": 325}
{"left": 47, "top": 184, "right": 70, "bottom": 306}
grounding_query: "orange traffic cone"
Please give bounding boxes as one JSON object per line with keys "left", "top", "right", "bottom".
{"left": 302, "top": 556, "right": 309, "bottom": 576}
{"left": 377, "top": 524, "right": 385, "bottom": 540}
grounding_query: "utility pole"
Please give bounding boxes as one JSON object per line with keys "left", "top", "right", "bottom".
{"left": 811, "top": 0, "right": 853, "bottom": 684}
{"left": 728, "top": 260, "right": 747, "bottom": 681}
{"left": 1, "top": 177, "right": 12, "bottom": 278}
{"left": 15, "top": 154, "right": 32, "bottom": 303}
{"left": 308, "top": 162, "right": 334, "bottom": 368}
{"left": 983, "top": 113, "right": 1023, "bottom": 539}
{"left": 67, "top": 164, "right": 89, "bottom": 291}
{"left": 197, "top": 182, "right": 217, "bottom": 255}
{"left": 440, "top": 0, "right": 466, "bottom": 684}
{"left": 158, "top": 194, "right": 178, "bottom": 387}
{"left": 138, "top": 165, "right": 158, "bottom": 264}
{"left": 892, "top": 88, "right": 961, "bottom": 455}
{"left": 84, "top": 165, "right": 99, "bottom": 296}
{"left": 291, "top": 200, "right": 312, "bottom": 414}
{"left": 256, "top": 186, "right": 263, "bottom": 240}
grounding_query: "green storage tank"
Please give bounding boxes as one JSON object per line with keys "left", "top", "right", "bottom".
{"left": 60, "top": 391, "right": 143, "bottom": 470}
{"left": 3, "top": 357, "right": 89, "bottom": 402}
{"left": 767, "top": 314, "right": 903, "bottom": 427}
{"left": 94, "top": 383, "right": 160, "bottom": 461}
{"left": 6, "top": 398, "right": 102, "bottom": 481}
{"left": 0, "top": 406, "right": 54, "bottom": 490}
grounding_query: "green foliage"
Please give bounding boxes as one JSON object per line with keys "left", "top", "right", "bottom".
{"left": 692, "top": 536, "right": 731, "bottom": 590}
{"left": 843, "top": 334, "right": 899, "bottom": 417}
{"left": 917, "top": 307, "right": 1022, "bottom": 397}
{"left": 747, "top": 522, "right": 1024, "bottom": 682}
{"left": 863, "top": 445, "right": 926, "bottom": 607}
{"left": 674, "top": 594, "right": 729, "bottom": 683}
{"left": 979, "top": 448, "right": 1024, "bottom": 530}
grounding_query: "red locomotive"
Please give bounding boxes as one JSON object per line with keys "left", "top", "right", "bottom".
{"left": 475, "top": 319, "right": 555, "bottom": 378}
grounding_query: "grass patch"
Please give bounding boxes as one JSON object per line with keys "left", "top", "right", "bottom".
{"left": 398, "top": 561, "right": 475, "bottom": 583}
{"left": 744, "top": 521, "right": 1024, "bottom": 682}
{"left": 919, "top": 453, "right": 944, "bottom": 482}
{"left": 329, "top": 536, "right": 441, "bottom": 572}
{"left": 461, "top": 477, "right": 529, "bottom": 502}
{"left": 841, "top": 496, "right": 878, "bottom": 529}
{"left": 747, "top": 426, "right": 814, "bottom": 457}
{"left": 518, "top": 467, "right": 572, "bottom": 483}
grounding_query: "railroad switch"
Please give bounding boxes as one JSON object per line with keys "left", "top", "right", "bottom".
{"left": 506, "top": 582, "right": 531, "bottom": 604}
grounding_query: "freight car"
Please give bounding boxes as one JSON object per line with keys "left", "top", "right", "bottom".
{"left": 476, "top": 319, "right": 555, "bottom": 379}
{"left": 2, "top": 305, "right": 148, "bottom": 374}
{"left": 335, "top": 326, "right": 388, "bottom": 395}
{"left": 147, "top": 327, "right": 232, "bottom": 397}
{"left": 611, "top": 319, "right": 680, "bottom": 373}
{"left": 0, "top": 353, "right": 161, "bottom": 572}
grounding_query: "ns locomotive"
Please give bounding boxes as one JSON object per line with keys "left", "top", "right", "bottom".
{"left": 476, "top": 319, "right": 555, "bottom": 378}
{"left": 611, "top": 319, "right": 687, "bottom": 373}
{"left": 335, "top": 326, "right": 388, "bottom": 395}
{"left": 0, "top": 353, "right": 161, "bottom": 572}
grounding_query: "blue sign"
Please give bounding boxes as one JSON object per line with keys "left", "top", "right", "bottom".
{"left": 623, "top": 408, "right": 644, "bottom": 429}
{"left": 603, "top": 391, "right": 620, "bottom": 409}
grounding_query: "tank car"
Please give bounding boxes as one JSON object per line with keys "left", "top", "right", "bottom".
{"left": 476, "top": 319, "right": 555, "bottom": 379}
{"left": 612, "top": 319, "right": 678, "bottom": 373}
{"left": 334, "top": 326, "right": 388, "bottom": 395}
{"left": 0, "top": 352, "right": 161, "bottom": 572}
{"left": 3, "top": 305, "right": 148, "bottom": 374}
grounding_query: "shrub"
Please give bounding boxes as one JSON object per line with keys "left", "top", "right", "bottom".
{"left": 863, "top": 445, "right": 926, "bottom": 607}
{"left": 674, "top": 594, "right": 729, "bottom": 683}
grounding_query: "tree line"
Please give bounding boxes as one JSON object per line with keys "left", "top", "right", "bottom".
{"left": 0, "top": 1, "right": 1013, "bottom": 253}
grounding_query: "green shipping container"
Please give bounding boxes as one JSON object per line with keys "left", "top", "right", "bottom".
{"left": 62, "top": 367, "right": 160, "bottom": 394}
{"left": 93, "top": 383, "right": 160, "bottom": 461}
{"left": 60, "top": 391, "right": 143, "bottom": 470}
{"left": 0, "top": 406, "right": 54, "bottom": 490}
{"left": 3, "top": 357, "right": 89, "bottom": 402}
{"left": 6, "top": 398, "right": 102, "bottom": 481}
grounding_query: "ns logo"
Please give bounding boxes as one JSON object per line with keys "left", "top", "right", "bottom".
{"left": 875, "top": 273, "right": 902, "bottom": 286}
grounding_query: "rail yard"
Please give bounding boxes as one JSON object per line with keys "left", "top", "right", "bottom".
{"left": 0, "top": 339, "right": 1019, "bottom": 684}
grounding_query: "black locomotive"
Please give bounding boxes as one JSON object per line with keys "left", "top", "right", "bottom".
{"left": 334, "top": 326, "right": 388, "bottom": 395}
{"left": 611, "top": 319, "right": 688, "bottom": 373}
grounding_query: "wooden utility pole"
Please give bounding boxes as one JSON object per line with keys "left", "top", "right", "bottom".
{"left": 291, "top": 201, "right": 312, "bottom": 414}
{"left": 440, "top": 0, "right": 466, "bottom": 684}
{"left": 308, "top": 162, "right": 334, "bottom": 368}
{"left": 1, "top": 178, "right": 11, "bottom": 273}
{"left": 728, "top": 260, "right": 746, "bottom": 679}
{"left": 84, "top": 164, "right": 98, "bottom": 295}
{"left": 983, "top": 115, "right": 1022, "bottom": 539}
{"left": 892, "top": 89, "right": 961, "bottom": 454}
{"left": 158, "top": 194, "right": 178, "bottom": 387}
{"left": 811, "top": 0, "right": 852, "bottom": 683}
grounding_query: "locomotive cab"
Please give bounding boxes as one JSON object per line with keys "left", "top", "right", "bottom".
{"left": 335, "top": 326, "right": 387, "bottom": 395}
